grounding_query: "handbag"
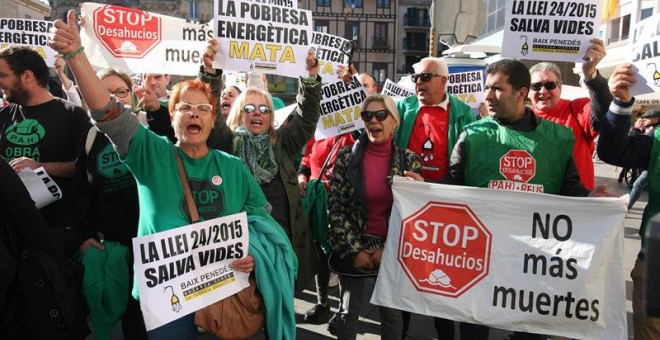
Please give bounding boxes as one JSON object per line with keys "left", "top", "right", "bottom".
{"left": 173, "top": 147, "right": 265, "bottom": 339}
{"left": 328, "top": 234, "right": 385, "bottom": 278}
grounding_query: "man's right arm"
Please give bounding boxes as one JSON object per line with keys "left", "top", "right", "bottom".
{"left": 441, "top": 131, "right": 467, "bottom": 185}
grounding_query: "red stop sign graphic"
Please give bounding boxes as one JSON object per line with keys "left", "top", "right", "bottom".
{"left": 398, "top": 202, "right": 491, "bottom": 297}
{"left": 499, "top": 149, "right": 536, "bottom": 183}
{"left": 93, "top": 6, "right": 161, "bottom": 58}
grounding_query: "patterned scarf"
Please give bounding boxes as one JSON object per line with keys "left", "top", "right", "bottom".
{"left": 233, "top": 126, "right": 279, "bottom": 184}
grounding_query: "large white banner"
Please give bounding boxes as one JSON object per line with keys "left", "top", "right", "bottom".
{"left": 501, "top": 0, "right": 602, "bottom": 63}
{"left": 80, "top": 2, "right": 210, "bottom": 76}
{"left": 373, "top": 177, "right": 628, "bottom": 339}
{"left": 315, "top": 76, "right": 366, "bottom": 140}
{"left": 133, "top": 212, "right": 250, "bottom": 330}
{"left": 213, "top": 0, "right": 313, "bottom": 77}
{"left": 629, "top": 12, "right": 660, "bottom": 96}
{"left": 0, "top": 18, "right": 57, "bottom": 66}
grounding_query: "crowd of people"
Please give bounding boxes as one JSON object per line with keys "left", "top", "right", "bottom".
{"left": 0, "top": 7, "right": 658, "bottom": 340}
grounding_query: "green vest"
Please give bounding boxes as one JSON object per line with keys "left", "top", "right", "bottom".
{"left": 641, "top": 129, "right": 660, "bottom": 246}
{"left": 463, "top": 118, "right": 574, "bottom": 195}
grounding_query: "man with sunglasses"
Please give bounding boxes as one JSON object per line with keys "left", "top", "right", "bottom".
{"left": 444, "top": 58, "right": 607, "bottom": 340}
{"left": 529, "top": 38, "right": 613, "bottom": 190}
{"left": 395, "top": 57, "right": 475, "bottom": 338}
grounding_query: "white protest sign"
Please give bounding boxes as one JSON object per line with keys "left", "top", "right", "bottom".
{"left": 446, "top": 70, "right": 485, "bottom": 110}
{"left": 80, "top": 3, "right": 210, "bottom": 76}
{"left": 133, "top": 212, "right": 250, "bottom": 330}
{"left": 381, "top": 79, "right": 415, "bottom": 100}
{"left": 315, "top": 76, "right": 366, "bottom": 140}
{"left": 0, "top": 18, "right": 57, "bottom": 66}
{"left": 373, "top": 178, "right": 628, "bottom": 339}
{"left": 246, "top": 0, "right": 297, "bottom": 8}
{"left": 213, "top": 0, "right": 313, "bottom": 77}
{"left": 18, "top": 167, "right": 62, "bottom": 209}
{"left": 501, "top": 0, "right": 602, "bottom": 63}
{"left": 310, "top": 32, "right": 353, "bottom": 83}
{"left": 629, "top": 12, "right": 660, "bottom": 96}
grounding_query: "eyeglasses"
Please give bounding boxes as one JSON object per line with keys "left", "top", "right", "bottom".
{"left": 175, "top": 102, "right": 214, "bottom": 115}
{"left": 411, "top": 73, "right": 444, "bottom": 83}
{"left": 530, "top": 81, "right": 558, "bottom": 91}
{"left": 242, "top": 104, "right": 272, "bottom": 114}
{"left": 110, "top": 88, "right": 130, "bottom": 98}
{"left": 361, "top": 110, "right": 390, "bottom": 122}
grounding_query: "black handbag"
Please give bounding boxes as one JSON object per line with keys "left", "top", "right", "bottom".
{"left": 328, "top": 234, "right": 384, "bottom": 277}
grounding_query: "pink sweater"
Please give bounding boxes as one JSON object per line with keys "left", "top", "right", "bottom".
{"left": 362, "top": 140, "right": 393, "bottom": 237}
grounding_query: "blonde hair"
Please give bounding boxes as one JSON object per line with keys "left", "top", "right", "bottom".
{"left": 361, "top": 94, "right": 400, "bottom": 128}
{"left": 226, "top": 86, "right": 277, "bottom": 142}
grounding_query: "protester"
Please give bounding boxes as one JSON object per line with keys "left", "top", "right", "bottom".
{"left": 0, "top": 156, "right": 89, "bottom": 339}
{"left": 443, "top": 58, "right": 611, "bottom": 340}
{"left": 50, "top": 11, "right": 295, "bottom": 339}
{"left": 54, "top": 54, "right": 83, "bottom": 106}
{"left": 0, "top": 45, "right": 90, "bottom": 250}
{"left": 476, "top": 101, "right": 488, "bottom": 120}
{"left": 299, "top": 64, "right": 378, "bottom": 331}
{"left": 394, "top": 56, "right": 474, "bottom": 337}
{"left": 207, "top": 39, "right": 323, "bottom": 287}
{"left": 528, "top": 39, "right": 613, "bottom": 190}
{"left": 219, "top": 85, "right": 241, "bottom": 118}
{"left": 326, "top": 94, "right": 422, "bottom": 340}
{"left": 597, "top": 63, "right": 660, "bottom": 340}
{"left": 142, "top": 73, "right": 171, "bottom": 105}
{"left": 72, "top": 68, "right": 161, "bottom": 340}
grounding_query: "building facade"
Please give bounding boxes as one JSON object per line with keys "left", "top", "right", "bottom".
{"left": 1, "top": 0, "right": 50, "bottom": 20}
{"left": 305, "top": 0, "right": 397, "bottom": 87}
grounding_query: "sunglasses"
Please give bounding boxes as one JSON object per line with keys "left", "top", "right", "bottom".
{"left": 243, "top": 104, "right": 272, "bottom": 114}
{"left": 361, "top": 110, "right": 390, "bottom": 122}
{"left": 530, "top": 81, "right": 558, "bottom": 91}
{"left": 175, "top": 102, "right": 214, "bottom": 115}
{"left": 110, "top": 88, "right": 130, "bottom": 98}
{"left": 411, "top": 72, "right": 444, "bottom": 83}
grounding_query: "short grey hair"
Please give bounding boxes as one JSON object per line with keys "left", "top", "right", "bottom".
{"left": 529, "top": 62, "right": 563, "bottom": 84}
{"left": 413, "top": 57, "right": 449, "bottom": 77}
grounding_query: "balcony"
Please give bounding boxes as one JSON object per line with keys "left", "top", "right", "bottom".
{"left": 402, "top": 38, "right": 428, "bottom": 54}
{"left": 403, "top": 14, "right": 430, "bottom": 30}
{"left": 372, "top": 36, "right": 391, "bottom": 49}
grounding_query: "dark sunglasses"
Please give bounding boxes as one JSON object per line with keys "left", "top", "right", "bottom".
{"left": 243, "top": 104, "right": 272, "bottom": 114}
{"left": 411, "top": 72, "right": 444, "bottom": 83}
{"left": 530, "top": 81, "right": 558, "bottom": 91}
{"left": 361, "top": 110, "right": 390, "bottom": 122}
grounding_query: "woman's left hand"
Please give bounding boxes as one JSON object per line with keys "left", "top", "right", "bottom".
{"left": 306, "top": 48, "right": 319, "bottom": 78}
{"left": 232, "top": 255, "right": 255, "bottom": 273}
{"left": 370, "top": 248, "right": 384, "bottom": 267}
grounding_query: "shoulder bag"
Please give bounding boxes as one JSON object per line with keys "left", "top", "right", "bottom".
{"left": 173, "top": 147, "right": 265, "bottom": 339}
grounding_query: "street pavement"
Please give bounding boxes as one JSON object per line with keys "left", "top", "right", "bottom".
{"left": 195, "top": 159, "right": 641, "bottom": 340}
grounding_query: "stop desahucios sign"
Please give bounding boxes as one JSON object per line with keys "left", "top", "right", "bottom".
{"left": 93, "top": 6, "right": 161, "bottom": 58}
{"left": 499, "top": 149, "right": 536, "bottom": 183}
{"left": 398, "top": 202, "right": 491, "bottom": 297}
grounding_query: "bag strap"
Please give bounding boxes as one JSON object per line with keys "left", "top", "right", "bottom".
{"left": 318, "top": 136, "right": 343, "bottom": 180}
{"left": 174, "top": 147, "right": 200, "bottom": 223}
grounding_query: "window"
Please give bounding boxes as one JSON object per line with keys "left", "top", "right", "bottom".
{"left": 377, "top": 0, "right": 390, "bottom": 9}
{"left": 482, "top": 0, "right": 507, "bottom": 36}
{"left": 188, "top": 1, "right": 199, "bottom": 21}
{"left": 345, "top": 22, "right": 359, "bottom": 47}
{"left": 315, "top": 20, "right": 329, "bottom": 33}
{"left": 642, "top": 8, "right": 654, "bottom": 20}
{"left": 318, "top": 0, "right": 330, "bottom": 6}
{"left": 609, "top": 14, "right": 630, "bottom": 43}
{"left": 373, "top": 22, "right": 389, "bottom": 48}
{"left": 344, "top": 0, "right": 363, "bottom": 9}
{"left": 372, "top": 63, "right": 387, "bottom": 85}
{"left": 406, "top": 7, "right": 429, "bottom": 26}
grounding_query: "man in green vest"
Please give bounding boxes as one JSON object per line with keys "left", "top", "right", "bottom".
{"left": 443, "top": 58, "right": 608, "bottom": 339}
